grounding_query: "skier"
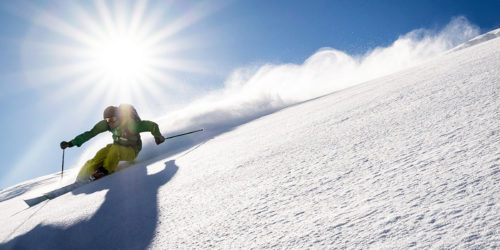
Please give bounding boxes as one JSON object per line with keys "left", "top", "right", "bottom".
{"left": 60, "top": 104, "right": 165, "bottom": 181}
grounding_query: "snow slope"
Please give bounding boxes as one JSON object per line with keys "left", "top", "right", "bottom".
{"left": 1, "top": 33, "right": 499, "bottom": 249}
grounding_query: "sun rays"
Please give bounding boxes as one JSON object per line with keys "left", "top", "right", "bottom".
{"left": 20, "top": 0, "right": 218, "bottom": 113}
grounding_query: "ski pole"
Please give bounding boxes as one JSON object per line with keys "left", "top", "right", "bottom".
{"left": 61, "top": 149, "right": 65, "bottom": 180}
{"left": 165, "top": 129, "right": 204, "bottom": 139}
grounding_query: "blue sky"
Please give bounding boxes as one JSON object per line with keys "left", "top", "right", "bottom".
{"left": 0, "top": 0, "right": 499, "bottom": 190}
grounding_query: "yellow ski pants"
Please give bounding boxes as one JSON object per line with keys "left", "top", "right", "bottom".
{"left": 76, "top": 144, "right": 138, "bottom": 180}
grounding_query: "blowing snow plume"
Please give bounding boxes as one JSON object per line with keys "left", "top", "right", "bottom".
{"left": 82, "top": 17, "right": 480, "bottom": 165}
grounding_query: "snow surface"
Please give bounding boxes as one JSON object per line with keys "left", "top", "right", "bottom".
{"left": 1, "top": 32, "right": 499, "bottom": 249}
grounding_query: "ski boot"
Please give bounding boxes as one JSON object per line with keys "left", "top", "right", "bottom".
{"left": 89, "top": 167, "right": 109, "bottom": 181}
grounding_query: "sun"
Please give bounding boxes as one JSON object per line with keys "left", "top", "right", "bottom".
{"left": 21, "top": 0, "right": 218, "bottom": 112}
{"left": 91, "top": 34, "right": 151, "bottom": 86}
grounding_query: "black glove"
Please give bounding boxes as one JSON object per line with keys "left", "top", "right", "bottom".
{"left": 60, "top": 141, "right": 74, "bottom": 149}
{"left": 155, "top": 136, "right": 165, "bottom": 145}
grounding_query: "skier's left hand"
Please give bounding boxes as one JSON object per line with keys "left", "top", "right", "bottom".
{"left": 60, "top": 141, "right": 74, "bottom": 149}
{"left": 155, "top": 136, "right": 165, "bottom": 145}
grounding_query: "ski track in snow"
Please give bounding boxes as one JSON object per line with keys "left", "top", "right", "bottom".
{"left": 1, "top": 34, "right": 499, "bottom": 249}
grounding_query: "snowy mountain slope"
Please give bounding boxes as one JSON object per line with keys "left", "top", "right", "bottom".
{"left": 1, "top": 35, "right": 499, "bottom": 249}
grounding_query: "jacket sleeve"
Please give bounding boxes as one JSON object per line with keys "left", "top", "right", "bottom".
{"left": 136, "top": 120, "right": 163, "bottom": 138}
{"left": 71, "top": 120, "right": 109, "bottom": 147}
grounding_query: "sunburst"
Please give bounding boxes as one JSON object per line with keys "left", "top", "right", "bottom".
{"left": 20, "top": 0, "right": 218, "bottom": 114}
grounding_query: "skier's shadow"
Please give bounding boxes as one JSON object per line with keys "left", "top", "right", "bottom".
{"left": 3, "top": 160, "right": 179, "bottom": 250}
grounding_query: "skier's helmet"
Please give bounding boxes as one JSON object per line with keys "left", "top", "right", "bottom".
{"left": 103, "top": 106, "right": 118, "bottom": 119}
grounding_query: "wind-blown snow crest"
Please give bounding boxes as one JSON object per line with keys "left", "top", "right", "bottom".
{"left": 133, "top": 16, "right": 480, "bottom": 162}
{"left": 451, "top": 27, "right": 500, "bottom": 52}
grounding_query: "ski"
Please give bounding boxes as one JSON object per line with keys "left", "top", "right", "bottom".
{"left": 24, "top": 180, "right": 90, "bottom": 207}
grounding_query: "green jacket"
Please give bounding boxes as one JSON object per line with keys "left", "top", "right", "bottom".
{"left": 71, "top": 119, "right": 162, "bottom": 152}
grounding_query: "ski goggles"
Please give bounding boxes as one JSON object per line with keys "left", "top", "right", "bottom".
{"left": 106, "top": 117, "right": 117, "bottom": 123}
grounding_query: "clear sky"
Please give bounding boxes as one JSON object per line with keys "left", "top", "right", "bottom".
{"left": 0, "top": 0, "right": 499, "bottom": 190}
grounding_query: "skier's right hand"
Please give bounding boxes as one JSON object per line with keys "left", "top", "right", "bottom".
{"left": 60, "top": 141, "right": 74, "bottom": 149}
{"left": 155, "top": 136, "right": 165, "bottom": 145}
